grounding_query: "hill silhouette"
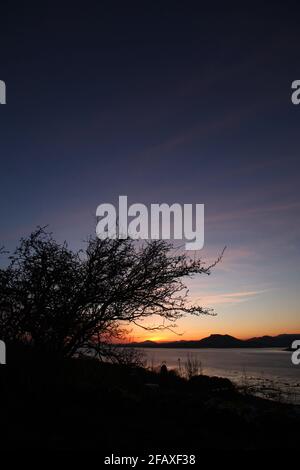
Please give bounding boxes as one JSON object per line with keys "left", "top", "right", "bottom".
{"left": 122, "top": 333, "right": 300, "bottom": 349}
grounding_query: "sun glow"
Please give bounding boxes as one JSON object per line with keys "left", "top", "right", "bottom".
{"left": 145, "top": 335, "right": 168, "bottom": 343}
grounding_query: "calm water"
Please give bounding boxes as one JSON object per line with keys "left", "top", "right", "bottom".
{"left": 140, "top": 348, "right": 300, "bottom": 403}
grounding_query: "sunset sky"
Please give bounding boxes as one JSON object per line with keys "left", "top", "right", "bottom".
{"left": 0, "top": 3, "right": 299, "bottom": 341}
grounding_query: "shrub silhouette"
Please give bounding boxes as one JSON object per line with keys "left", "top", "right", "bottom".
{"left": 0, "top": 228, "right": 221, "bottom": 359}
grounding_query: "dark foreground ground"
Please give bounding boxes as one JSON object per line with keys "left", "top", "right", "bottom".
{"left": 0, "top": 357, "right": 299, "bottom": 452}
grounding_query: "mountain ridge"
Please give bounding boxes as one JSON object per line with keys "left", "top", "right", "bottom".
{"left": 120, "top": 333, "right": 300, "bottom": 349}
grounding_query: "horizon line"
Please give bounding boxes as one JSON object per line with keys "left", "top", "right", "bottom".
{"left": 120, "top": 331, "right": 300, "bottom": 344}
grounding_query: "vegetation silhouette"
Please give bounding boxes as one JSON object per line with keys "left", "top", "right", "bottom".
{"left": 0, "top": 228, "right": 299, "bottom": 452}
{"left": 0, "top": 227, "right": 221, "bottom": 361}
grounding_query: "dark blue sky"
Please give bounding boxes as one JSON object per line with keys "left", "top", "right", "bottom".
{"left": 0, "top": 2, "right": 299, "bottom": 338}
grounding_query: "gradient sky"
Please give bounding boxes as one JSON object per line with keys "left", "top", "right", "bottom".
{"left": 0, "top": 2, "right": 300, "bottom": 341}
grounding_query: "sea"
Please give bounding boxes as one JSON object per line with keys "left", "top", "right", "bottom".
{"left": 139, "top": 347, "right": 300, "bottom": 404}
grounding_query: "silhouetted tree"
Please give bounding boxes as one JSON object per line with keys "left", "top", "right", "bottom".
{"left": 0, "top": 228, "right": 222, "bottom": 359}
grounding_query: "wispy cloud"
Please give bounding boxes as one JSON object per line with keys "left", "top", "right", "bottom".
{"left": 195, "top": 289, "right": 268, "bottom": 306}
{"left": 207, "top": 202, "right": 300, "bottom": 227}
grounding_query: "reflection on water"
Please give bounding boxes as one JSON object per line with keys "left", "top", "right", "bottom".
{"left": 141, "top": 348, "right": 300, "bottom": 404}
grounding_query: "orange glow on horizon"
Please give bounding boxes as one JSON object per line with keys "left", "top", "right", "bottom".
{"left": 125, "top": 327, "right": 300, "bottom": 343}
